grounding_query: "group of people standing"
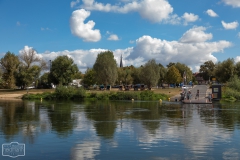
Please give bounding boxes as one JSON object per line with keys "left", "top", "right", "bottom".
{"left": 181, "top": 89, "right": 212, "bottom": 102}
{"left": 181, "top": 89, "right": 199, "bottom": 101}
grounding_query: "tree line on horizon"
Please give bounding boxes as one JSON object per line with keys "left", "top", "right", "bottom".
{"left": 0, "top": 49, "right": 239, "bottom": 89}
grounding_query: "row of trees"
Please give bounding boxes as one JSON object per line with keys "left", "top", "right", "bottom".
{"left": 1, "top": 49, "right": 238, "bottom": 90}
{"left": 0, "top": 49, "right": 82, "bottom": 89}
{"left": 199, "top": 58, "right": 240, "bottom": 83}
{"left": 0, "top": 50, "right": 195, "bottom": 89}
{"left": 82, "top": 51, "right": 192, "bottom": 89}
{"left": 83, "top": 52, "right": 240, "bottom": 88}
{"left": 0, "top": 49, "right": 48, "bottom": 89}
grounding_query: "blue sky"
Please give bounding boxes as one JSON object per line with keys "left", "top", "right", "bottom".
{"left": 0, "top": 0, "right": 240, "bottom": 72}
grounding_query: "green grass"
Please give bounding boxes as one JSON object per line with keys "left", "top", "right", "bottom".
{"left": 22, "top": 88, "right": 169, "bottom": 101}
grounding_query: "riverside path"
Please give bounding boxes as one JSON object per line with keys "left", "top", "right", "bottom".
{"left": 182, "top": 85, "right": 212, "bottom": 104}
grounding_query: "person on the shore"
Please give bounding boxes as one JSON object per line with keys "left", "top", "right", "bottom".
{"left": 208, "top": 93, "right": 212, "bottom": 102}
{"left": 187, "top": 91, "right": 192, "bottom": 101}
{"left": 195, "top": 89, "right": 199, "bottom": 100}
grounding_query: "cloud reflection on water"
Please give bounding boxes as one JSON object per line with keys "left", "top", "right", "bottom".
{"left": 114, "top": 106, "right": 233, "bottom": 156}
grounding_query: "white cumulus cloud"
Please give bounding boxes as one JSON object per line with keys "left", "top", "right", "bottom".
{"left": 182, "top": 13, "right": 199, "bottom": 25}
{"left": 180, "top": 26, "right": 213, "bottom": 43}
{"left": 221, "top": 20, "right": 239, "bottom": 30}
{"left": 70, "top": 9, "right": 101, "bottom": 42}
{"left": 222, "top": 0, "right": 240, "bottom": 7}
{"left": 80, "top": 0, "right": 174, "bottom": 23}
{"left": 138, "top": 0, "right": 174, "bottom": 23}
{"left": 128, "top": 27, "right": 231, "bottom": 70}
{"left": 77, "top": 0, "right": 200, "bottom": 25}
{"left": 235, "top": 56, "right": 240, "bottom": 62}
{"left": 206, "top": 9, "right": 218, "bottom": 17}
{"left": 37, "top": 26, "right": 232, "bottom": 73}
{"left": 107, "top": 34, "right": 120, "bottom": 41}
{"left": 129, "top": 35, "right": 231, "bottom": 69}
{"left": 70, "top": 0, "right": 80, "bottom": 8}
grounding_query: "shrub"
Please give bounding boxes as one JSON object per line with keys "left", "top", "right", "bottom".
{"left": 226, "top": 75, "right": 240, "bottom": 92}
{"left": 88, "top": 92, "right": 97, "bottom": 98}
{"left": 54, "top": 86, "right": 75, "bottom": 99}
{"left": 96, "top": 92, "right": 109, "bottom": 100}
{"left": 72, "top": 87, "right": 86, "bottom": 99}
{"left": 109, "top": 91, "right": 140, "bottom": 100}
{"left": 222, "top": 75, "right": 240, "bottom": 101}
{"left": 140, "top": 90, "right": 154, "bottom": 100}
{"left": 22, "top": 93, "right": 39, "bottom": 99}
{"left": 41, "top": 92, "right": 56, "bottom": 99}
{"left": 223, "top": 87, "right": 240, "bottom": 101}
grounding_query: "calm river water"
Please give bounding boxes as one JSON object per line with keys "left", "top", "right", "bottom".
{"left": 0, "top": 99, "right": 240, "bottom": 160}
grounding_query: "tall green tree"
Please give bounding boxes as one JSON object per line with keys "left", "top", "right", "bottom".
{"left": 38, "top": 72, "right": 50, "bottom": 88}
{"left": 214, "top": 58, "right": 235, "bottom": 83}
{"left": 18, "top": 47, "right": 48, "bottom": 71}
{"left": 124, "top": 67, "right": 133, "bottom": 85}
{"left": 93, "top": 51, "right": 118, "bottom": 85}
{"left": 15, "top": 48, "right": 47, "bottom": 88}
{"left": 18, "top": 47, "right": 41, "bottom": 68}
{"left": 165, "top": 66, "right": 182, "bottom": 84}
{"left": 167, "top": 62, "right": 175, "bottom": 68}
{"left": 199, "top": 60, "right": 215, "bottom": 81}
{"left": 140, "top": 59, "right": 160, "bottom": 89}
{"left": 82, "top": 68, "right": 96, "bottom": 87}
{"left": 0, "top": 69, "right": 3, "bottom": 88}
{"left": 15, "top": 65, "right": 41, "bottom": 88}
{"left": 49, "top": 55, "right": 79, "bottom": 85}
{"left": 73, "top": 71, "right": 83, "bottom": 79}
{"left": 174, "top": 62, "right": 192, "bottom": 84}
{"left": 117, "top": 67, "right": 133, "bottom": 85}
{"left": 117, "top": 68, "right": 125, "bottom": 85}
{"left": 131, "top": 67, "right": 141, "bottom": 84}
{"left": 158, "top": 63, "right": 167, "bottom": 85}
{"left": 235, "top": 61, "right": 240, "bottom": 78}
{"left": 0, "top": 52, "right": 20, "bottom": 89}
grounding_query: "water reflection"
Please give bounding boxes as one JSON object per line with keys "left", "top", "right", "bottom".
{"left": 84, "top": 101, "right": 117, "bottom": 139}
{"left": 47, "top": 102, "right": 77, "bottom": 137}
{"left": 0, "top": 100, "right": 239, "bottom": 159}
{"left": 0, "top": 100, "right": 40, "bottom": 143}
{"left": 71, "top": 139, "right": 101, "bottom": 160}
{"left": 180, "top": 104, "right": 231, "bottom": 155}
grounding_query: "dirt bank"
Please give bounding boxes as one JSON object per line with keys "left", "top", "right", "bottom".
{"left": 0, "top": 89, "right": 54, "bottom": 99}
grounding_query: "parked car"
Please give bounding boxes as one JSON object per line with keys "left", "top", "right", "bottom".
{"left": 182, "top": 85, "right": 192, "bottom": 89}
{"left": 133, "top": 84, "right": 145, "bottom": 91}
{"left": 112, "top": 85, "right": 119, "bottom": 88}
{"left": 26, "top": 86, "right": 35, "bottom": 89}
{"left": 182, "top": 85, "right": 187, "bottom": 89}
{"left": 99, "top": 85, "right": 104, "bottom": 90}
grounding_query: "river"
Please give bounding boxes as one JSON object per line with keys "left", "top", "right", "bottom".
{"left": 0, "top": 99, "right": 239, "bottom": 159}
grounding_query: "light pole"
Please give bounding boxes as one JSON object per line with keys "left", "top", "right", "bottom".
{"left": 183, "top": 70, "right": 186, "bottom": 85}
{"left": 49, "top": 60, "right": 52, "bottom": 72}
{"left": 209, "top": 75, "right": 211, "bottom": 84}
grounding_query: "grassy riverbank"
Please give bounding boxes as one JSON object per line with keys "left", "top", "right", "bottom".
{"left": 17, "top": 87, "right": 182, "bottom": 101}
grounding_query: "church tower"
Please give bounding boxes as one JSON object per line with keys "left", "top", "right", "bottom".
{"left": 120, "top": 54, "right": 123, "bottom": 68}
